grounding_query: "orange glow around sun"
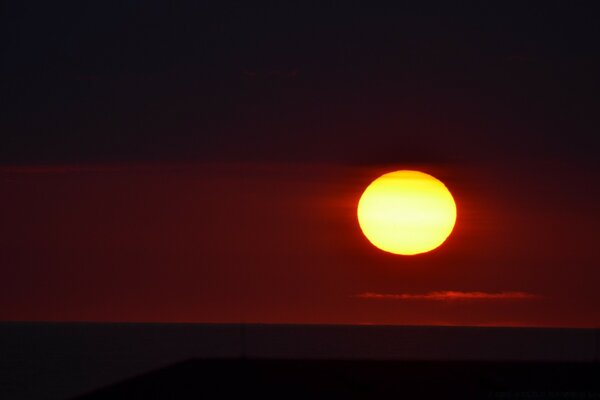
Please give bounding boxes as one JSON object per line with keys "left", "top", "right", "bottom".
{"left": 357, "top": 170, "right": 457, "bottom": 255}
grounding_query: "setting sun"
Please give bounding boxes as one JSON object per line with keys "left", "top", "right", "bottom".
{"left": 357, "top": 170, "right": 457, "bottom": 255}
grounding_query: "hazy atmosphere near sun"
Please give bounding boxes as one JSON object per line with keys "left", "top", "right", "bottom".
{"left": 1, "top": 2, "right": 600, "bottom": 327}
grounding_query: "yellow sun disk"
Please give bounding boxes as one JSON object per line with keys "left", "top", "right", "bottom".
{"left": 357, "top": 171, "right": 457, "bottom": 255}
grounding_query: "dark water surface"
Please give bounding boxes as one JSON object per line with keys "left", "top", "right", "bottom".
{"left": 80, "top": 359, "right": 600, "bottom": 400}
{"left": 1, "top": 323, "right": 599, "bottom": 399}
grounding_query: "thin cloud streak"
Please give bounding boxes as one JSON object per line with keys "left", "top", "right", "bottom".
{"left": 357, "top": 291, "right": 541, "bottom": 301}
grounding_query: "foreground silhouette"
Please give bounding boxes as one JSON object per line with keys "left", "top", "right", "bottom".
{"left": 77, "top": 359, "right": 600, "bottom": 399}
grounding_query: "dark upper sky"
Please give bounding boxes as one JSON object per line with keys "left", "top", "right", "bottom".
{"left": 1, "top": 2, "right": 600, "bottom": 326}
{"left": 3, "top": 2, "right": 599, "bottom": 165}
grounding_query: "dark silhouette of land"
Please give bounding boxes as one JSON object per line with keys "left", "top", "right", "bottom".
{"left": 1, "top": 323, "right": 599, "bottom": 399}
{"left": 77, "top": 359, "right": 600, "bottom": 399}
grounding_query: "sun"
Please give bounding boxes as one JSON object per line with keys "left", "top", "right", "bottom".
{"left": 357, "top": 170, "right": 457, "bottom": 255}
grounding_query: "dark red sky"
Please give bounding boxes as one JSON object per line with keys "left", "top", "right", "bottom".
{"left": 1, "top": 160, "right": 599, "bottom": 327}
{"left": 1, "top": 3, "right": 600, "bottom": 326}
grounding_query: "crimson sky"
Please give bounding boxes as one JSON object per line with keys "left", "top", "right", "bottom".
{"left": 1, "top": 160, "right": 599, "bottom": 327}
{"left": 1, "top": 3, "right": 600, "bottom": 327}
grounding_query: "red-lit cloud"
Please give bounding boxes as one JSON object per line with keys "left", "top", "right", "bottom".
{"left": 356, "top": 291, "right": 540, "bottom": 301}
